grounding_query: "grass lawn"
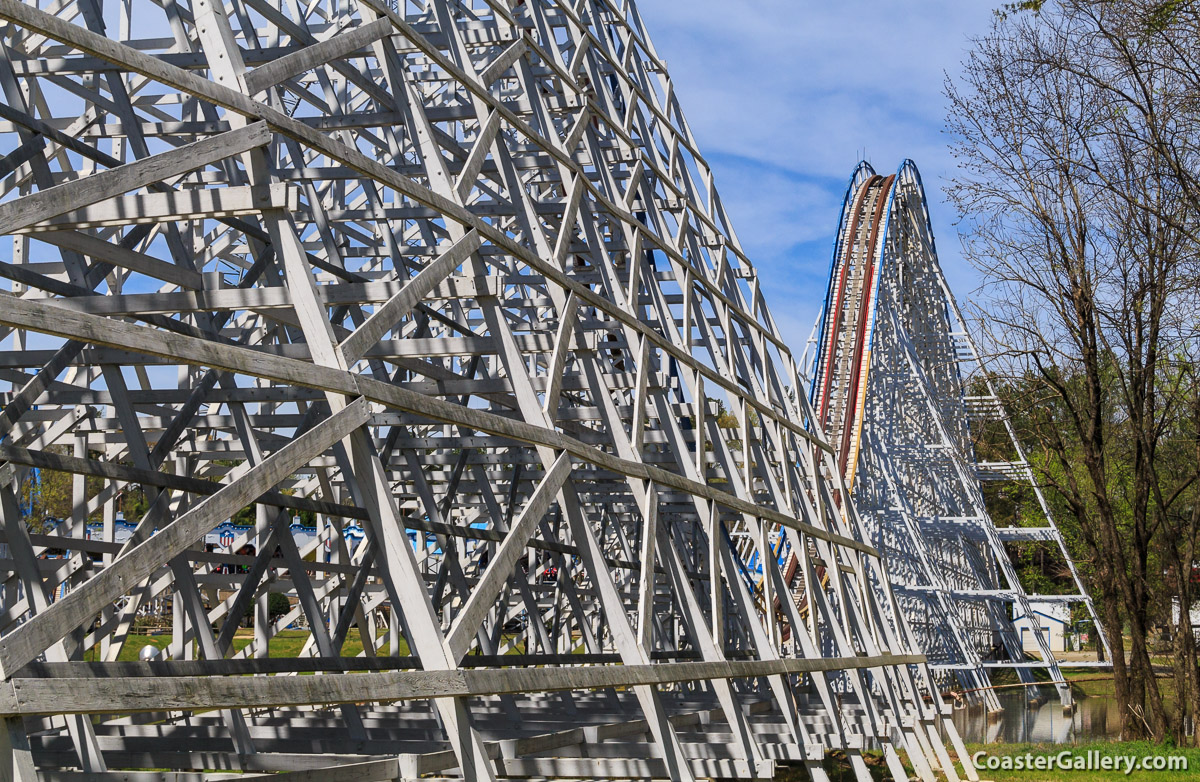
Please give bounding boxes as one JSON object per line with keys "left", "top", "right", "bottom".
{"left": 89, "top": 629, "right": 544, "bottom": 662}
{"left": 1057, "top": 668, "right": 1180, "bottom": 701}
{"left": 88, "top": 628, "right": 409, "bottom": 662}
{"left": 960, "top": 741, "right": 1198, "bottom": 781}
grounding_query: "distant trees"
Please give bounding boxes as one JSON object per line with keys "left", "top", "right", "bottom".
{"left": 947, "top": 0, "right": 1200, "bottom": 741}
{"left": 19, "top": 456, "right": 151, "bottom": 531}
{"left": 17, "top": 461, "right": 73, "bottom": 533}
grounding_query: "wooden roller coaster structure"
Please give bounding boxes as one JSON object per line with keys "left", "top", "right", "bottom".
{"left": 0, "top": 1, "right": 976, "bottom": 780}
{"left": 806, "top": 161, "right": 1110, "bottom": 711}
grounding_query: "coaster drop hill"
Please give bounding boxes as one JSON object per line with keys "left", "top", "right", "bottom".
{"left": 807, "top": 160, "right": 1110, "bottom": 711}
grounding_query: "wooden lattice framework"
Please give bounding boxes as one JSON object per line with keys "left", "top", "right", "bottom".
{"left": 808, "top": 161, "right": 1107, "bottom": 712}
{"left": 0, "top": 2, "right": 974, "bottom": 779}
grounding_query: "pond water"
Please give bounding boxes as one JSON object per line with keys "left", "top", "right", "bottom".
{"left": 950, "top": 692, "right": 1122, "bottom": 744}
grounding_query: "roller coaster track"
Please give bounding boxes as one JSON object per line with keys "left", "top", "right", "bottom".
{"left": 816, "top": 173, "right": 893, "bottom": 482}
{"left": 807, "top": 161, "right": 1111, "bottom": 710}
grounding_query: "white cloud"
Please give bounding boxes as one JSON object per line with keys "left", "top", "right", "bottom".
{"left": 710, "top": 158, "right": 833, "bottom": 254}
{"left": 636, "top": 0, "right": 997, "bottom": 342}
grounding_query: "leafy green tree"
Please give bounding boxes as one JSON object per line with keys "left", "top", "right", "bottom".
{"left": 947, "top": 0, "right": 1200, "bottom": 740}
{"left": 267, "top": 592, "right": 291, "bottom": 622}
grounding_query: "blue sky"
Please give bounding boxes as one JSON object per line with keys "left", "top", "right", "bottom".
{"left": 636, "top": 1, "right": 999, "bottom": 352}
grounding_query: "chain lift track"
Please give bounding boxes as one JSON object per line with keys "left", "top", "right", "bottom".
{"left": 0, "top": 2, "right": 980, "bottom": 780}
{"left": 807, "top": 161, "right": 1110, "bottom": 711}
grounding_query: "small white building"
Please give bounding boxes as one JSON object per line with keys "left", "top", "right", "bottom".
{"left": 1170, "top": 598, "right": 1200, "bottom": 641}
{"left": 1012, "top": 601, "right": 1071, "bottom": 655}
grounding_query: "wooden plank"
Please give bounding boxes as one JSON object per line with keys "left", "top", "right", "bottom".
{"left": 0, "top": 0, "right": 830, "bottom": 456}
{"left": 0, "top": 122, "right": 269, "bottom": 233}
{"left": 0, "top": 653, "right": 925, "bottom": 716}
{"left": 0, "top": 133, "right": 45, "bottom": 180}
{"left": 234, "top": 758, "right": 399, "bottom": 782}
{"left": 492, "top": 756, "right": 760, "bottom": 779}
{"left": 42, "top": 275, "right": 498, "bottom": 316}
{"left": 443, "top": 451, "right": 571, "bottom": 660}
{"left": 0, "top": 340, "right": 84, "bottom": 440}
{"left": 338, "top": 229, "right": 480, "bottom": 363}
{"left": 0, "top": 715, "right": 37, "bottom": 782}
{"left": 552, "top": 174, "right": 585, "bottom": 264}
{"left": 562, "top": 103, "right": 592, "bottom": 152}
{"left": 455, "top": 109, "right": 501, "bottom": 201}
{"left": 541, "top": 292, "right": 579, "bottom": 417}
{"left": 0, "top": 294, "right": 878, "bottom": 557}
{"left": 636, "top": 480, "right": 659, "bottom": 652}
{"left": 30, "top": 230, "right": 204, "bottom": 289}
{"left": 0, "top": 443, "right": 363, "bottom": 521}
{"left": 244, "top": 17, "right": 392, "bottom": 94}
{"left": 15, "top": 652, "right": 648, "bottom": 679}
{"left": 478, "top": 38, "right": 526, "bottom": 86}
{"left": 0, "top": 398, "right": 371, "bottom": 678}
{"left": 16, "top": 185, "right": 296, "bottom": 232}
